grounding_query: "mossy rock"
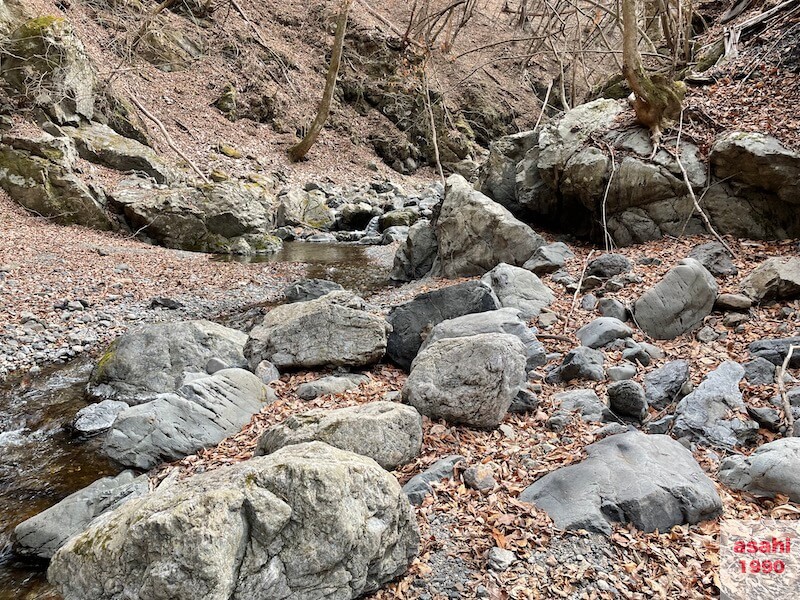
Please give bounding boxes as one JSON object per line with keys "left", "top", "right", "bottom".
{"left": 217, "top": 144, "right": 242, "bottom": 159}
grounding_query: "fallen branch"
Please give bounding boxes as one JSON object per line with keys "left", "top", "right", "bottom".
{"left": 778, "top": 345, "right": 799, "bottom": 437}
{"left": 356, "top": 0, "right": 426, "bottom": 49}
{"left": 564, "top": 249, "right": 595, "bottom": 334}
{"left": 423, "top": 69, "right": 445, "bottom": 187}
{"left": 130, "top": 94, "right": 210, "bottom": 183}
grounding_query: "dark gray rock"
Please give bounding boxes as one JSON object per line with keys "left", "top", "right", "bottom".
{"left": 743, "top": 357, "right": 776, "bottom": 385}
{"left": 647, "top": 415, "right": 674, "bottom": 434}
{"left": 390, "top": 219, "right": 438, "bottom": 282}
{"left": 598, "top": 298, "right": 628, "bottom": 321}
{"left": 719, "top": 438, "right": 800, "bottom": 501}
{"left": 749, "top": 337, "right": 800, "bottom": 368}
{"left": 520, "top": 432, "right": 722, "bottom": 534}
{"left": 49, "top": 442, "right": 420, "bottom": 600}
{"left": 576, "top": 317, "right": 632, "bottom": 349}
{"left": 548, "top": 346, "right": 605, "bottom": 383}
{"left": 553, "top": 389, "right": 613, "bottom": 422}
{"left": 688, "top": 242, "right": 737, "bottom": 277}
{"left": 480, "top": 263, "right": 555, "bottom": 319}
{"left": 633, "top": 258, "right": 718, "bottom": 340}
{"left": 509, "top": 388, "right": 539, "bottom": 413}
{"left": 607, "top": 380, "right": 648, "bottom": 422}
{"left": 585, "top": 254, "right": 632, "bottom": 279}
{"left": 673, "top": 361, "right": 759, "bottom": 448}
{"left": 523, "top": 242, "right": 574, "bottom": 275}
{"left": 296, "top": 374, "right": 369, "bottom": 400}
{"left": 14, "top": 471, "right": 148, "bottom": 559}
{"left": 72, "top": 399, "right": 128, "bottom": 436}
{"left": 747, "top": 406, "right": 781, "bottom": 431}
{"left": 256, "top": 401, "right": 422, "bottom": 470}
{"left": 284, "top": 278, "right": 344, "bottom": 303}
{"left": 418, "top": 308, "right": 545, "bottom": 371}
{"left": 403, "top": 455, "right": 465, "bottom": 505}
{"left": 643, "top": 360, "right": 690, "bottom": 410}
{"left": 478, "top": 130, "right": 540, "bottom": 208}
{"left": 403, "top": 333, "right": 527, "bottom": 428}
{"left": 386, "top": 281, "right": 499, "bottom": 371}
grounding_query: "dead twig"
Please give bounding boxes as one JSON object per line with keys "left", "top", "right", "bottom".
{"left": 779, "top": 345, "right": 799, "bottom": 436}
{"left": 564, "top": 249, "right": 595, "bottom": 334}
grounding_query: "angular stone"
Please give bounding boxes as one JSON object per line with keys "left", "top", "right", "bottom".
{"left": 607, "top": 380, "right": 648, "bottom": 422}
{"left": 481, "top": 263, "right": 555, "bottom": 319}
{"left": 283, "top": 278, "right": 344, "bottom": 303}
{"left": 390, "top": 219, "right": 437, "bottom": 282}
{"left": 49, "top": 442, "right": 419, "bottom": 600}
{"left": 585, "top": 253, "right": 632, "bottom": 279}
{"left": 633, "top": 258, "right": 718, "bottom": 340}
{"left": 402, "top": 333, "right": 526, "bottom": 428}
{"left": 520, "top": 432, "right": 722, "bottom": 534}
{"left": 256, "top": 401, "right": 422, "bottom": 470}
{"left": 386, "top": 281, "right": 499, "bottom": 371}
{"left": 402, "top": 455, "right": 465, "bottom": 505}
{"left": 715, "top": 293, "right": 752, "bottom": 312}
{"left": 72, "top": 399, "right": 129, "bottom": 436}
{"left": 597, "top": 298, "right": 628, "bottom": 321}
{"left": 548, "top": 346, "right": 605, "bottom": 382}
{"left": 296, "top": 374, "right": 368, "bottom": 400}
{"left": 522, "top": 242, "right": 574, "bottom": 275}
{"left": 576, "top": 317, "right": 632, "bottom": 349}
{"left": 749, "top": 337, "right": 800, "bottom": 368}
{"left": 688, "top": 242, "right": 737, "bottom": 277}
{"left": 719, "top": 438, "right": 800, "bottom": 501}
{"left": 743, "top": 357, "right": 776, "bottom": 385}
{"left": 643, "top": 360, "right": 690, "bottom": 410}
{"left": 741, "top": 257, "right": 800, "bottom": 301}
{"left": 554, "top": 389, "right": 612, "bottom": 422}
{"left": 245, "top": 291, "right": 388, "bottom": 370}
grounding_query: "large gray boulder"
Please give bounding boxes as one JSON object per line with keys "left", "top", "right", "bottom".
{"left": 431, "top": 175, "right": 544, "bottom": 278}
{"left": 386, "top": 281, "right": 499, "bottom": 370}
{"left": 390, "top": 219, "right": 438, "bottom": 282}
{"left": 276, "top": 187, "right": 336, "bottom": 230}
{"left": 245, "top": 291, "right": 388, "bottom": 370}
{"left": 49, "top": 442, "right": 419, "bottom": 600}
{"left": 480, "top": 263, "right": 555, "bottom": 319}
{"left": 633, "top": 258, "right": 718, "bottom": 340}
{"left": 719, "top": 438, "right": 800, "bottom": 501}
{"left": 87, "top": 320, "right": 247, "bottom": 404}
{"left": 104, "top": 368, "right": 269, "bottom": 469}
{"left": 418, "top": 308, "right": 545, "bottom": 371}
{"left": 741, "top": 257, "right": 800, "bottom": 301}
{"left": 13, "top": 471, "right": 148, "bottom": 560}
{"left": 402, "top": 333, "right": 527, "bottom": 428}
{"left": 520, "top": 432, "right": 722, "bottom": 534}
{"left": 256, "top": 401, "right": 422, "bottom": 470}
{"left": 672, "top": 361, "right": 759, "bottom": 448}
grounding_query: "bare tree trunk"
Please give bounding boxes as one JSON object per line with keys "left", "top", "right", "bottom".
{"left": 621, "top": 0, "right": 685, "bottom": 148}
{"left": 289, "top": 0, "right": 354, "bottom": 162}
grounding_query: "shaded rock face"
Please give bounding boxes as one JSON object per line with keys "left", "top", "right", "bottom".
{"left": 633, "top": 258, "right": 718, "bottom": 340}
{"left": 245, "top": 291, "right": 388, "bottom": 370}
{"left": 402, "top": 333, "right": 527, "bottom": 428}
{"left": 520, "top": 432, "right": 722, "bottom": 534}
{"left": 480, "top": 263, "right": 554, "bottom": 319}
{"left": 431, "top": 175, "right": 544, "bottom": 278}
{"left": 719, "top": 438, "right": 800, "bottom": 501}
{"left": 390, "top": 219, "right": 438, "bottom": 282}
{"left": 14, "top": 471, "right": 148, "bottom": 560}
{"left": 418, "top": 308, "right": 545, "bottom": 372}
{"left": 104, "top": 368, "right": 269, "bottom": 469}
{"left": 386, "top": 281, "right": 500, "bottom": 371}
{"left": 87, "top": 320, "right": 246, "bottom": 401}
{"left": 749, "top": 336, "right": 800, "bottom": 368}
{"left": 276, "top": 188, "right": 336, "bottom": 230}
{"left": 88, "top": 320, "right": 247, "bottom": 404}
{"left": 477, "top": 130, "right": 540, "bottom": 210}
{"left": 111, "top": 178, "right": 282, "bottom": 255}
{"left": 643, "top": 360, "right": 690, "bottom": 410}
{"left": 49, "top": 442, "right": 420, "bottom": 600}
{"left": 741, "top": 257, "right": 800, "bottom": 301}
{"left": 548, "top": 346, "right": 605, "bottom": 383}
{"left": 673, "top": 361, "right": 759, "bottom": 449}
{"left": 688, "top": 242, "right": 737, "bottom": 277}
{"left": 257, "top": 401, "right": 423, "bottom": 470}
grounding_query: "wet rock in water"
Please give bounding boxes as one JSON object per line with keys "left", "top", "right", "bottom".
{"left": 576, "top": 317, "right": 632, "bottom": 349}
{"left": 741, "top": 257, "right": 800, "bottom": 301}
{"left": 643, "top": 360, "right": 690, "bottom": 410}
{"left": 402, "top": 455, "right": 465, "bottom": 505}
{"left": 633, "top": 258, "right": 717, "bottom": 340}
{"left": 402, "top": 333, "right": 526, "bottom": 428}
{"left": 245, "top": 291, "right": 388, "bottom": 370}
{"left": 743, "top": 357, "right": 776, "bottom": 385}
{"left": 520, "top": 432, "right": 722, "bottom": 534}
{"left": 552, "top": 389, "right": 613, "bottom": 423}
{"left": 607, "top": 380, "right": 648, "bottom": 422}
{"left": 386, "top": 281, "right": 499, "bottom": 371}
{"left": 418, "top": 308, "right": 545, "bottom": 372}
{"left": 431, "top": 175, "right": 544, "bottom": 278}
{"left": 748, "top": 336, "right": 800, "bottom": 368}
{"left": 481, "top": 263, "right": 555, "bottom": 319}
{"left": 49, "top": 442, "right": 420, "bottom": 600}
{"left": 687, "top": 241, "right": 737, "bottom": 277}
{"left": 672, "top": 361, "right": 759, "bottom": 448}
{"left": 719, "top": 438, "right": 800, "bottom": 501}
{"left": 14, "top": 471, "right": 148, "bottom": 559}
{"left": 585, "top": 253, "right": 632, "bottom": 279}
{"left": 283, "top": 278, "right": 344, "bottom": 303}
{"left": 522, "top": 242, "right": 574, "bottom": 275}
{"left": 547, "top": 346, "right": 605, "bottom": 383}
{"left": 104, "top": 368, "right": 270, "bottom": 469}
{"left": 87, "top": 320, "right": 247, "bottom": 404}
{"left": 256, "top": 401, "right": 422, "bottom": 470}
{"left": 390, "top": 219, "right": 438, "bottom": 282}
{"left": 72, "top": 399, "right": 128, "bottom": 436}
{"left": 296, "top": 373, "right": 369, "bottom": 400}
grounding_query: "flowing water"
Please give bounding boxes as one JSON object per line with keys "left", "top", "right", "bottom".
{"left": 0, "top": 242, "right": 393, "bottom": 599}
